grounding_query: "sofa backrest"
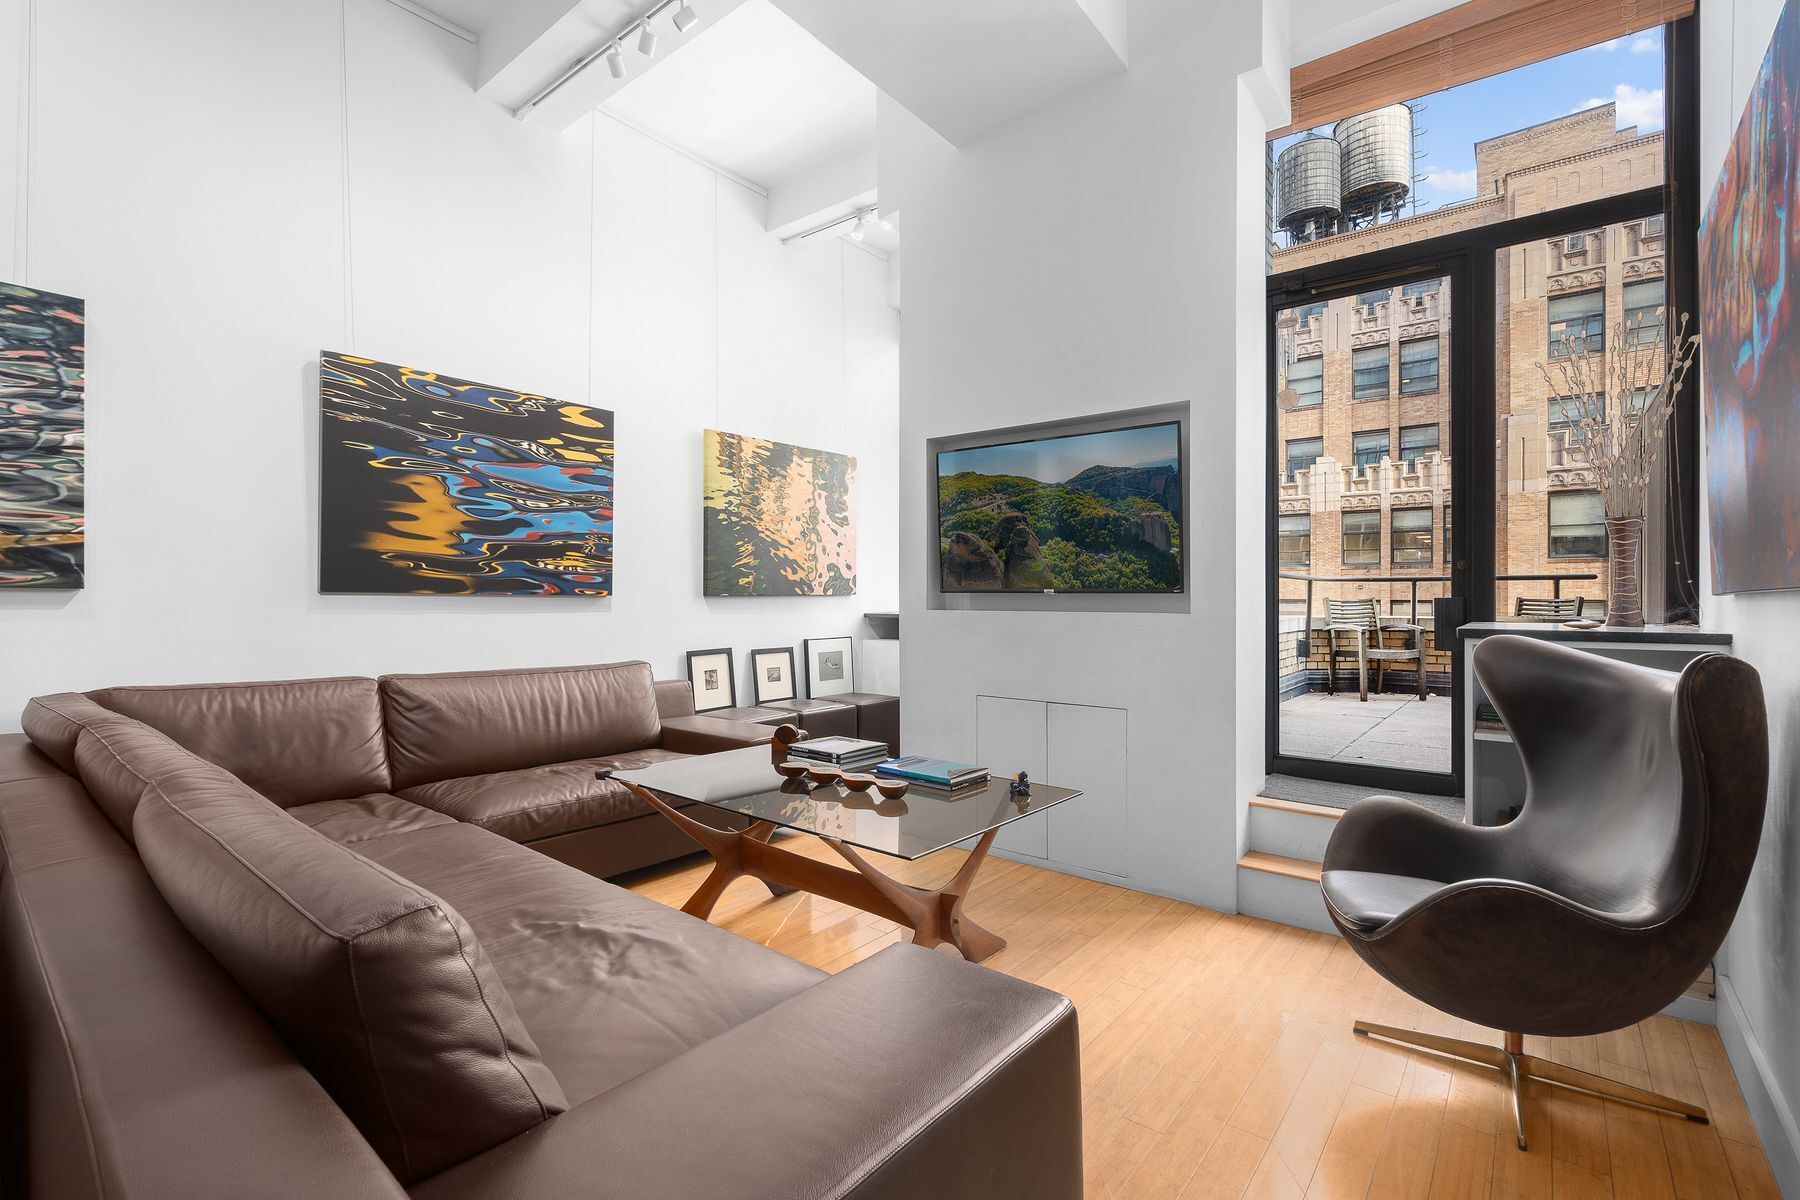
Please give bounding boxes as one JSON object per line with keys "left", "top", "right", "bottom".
{"left": 655, "top": 678, "right": 696, "bottom": 719}
{"left": 85, "top": 676, "right": 392, "bottom": 807}
{"left": 379, "top": 661, "right": 662, "bottom": 789}
{"left": 0, "top": 733, "right": 410, "bottom": 1200}
{"left": 118, "top": 722, "right": 568, "bottom": 1183}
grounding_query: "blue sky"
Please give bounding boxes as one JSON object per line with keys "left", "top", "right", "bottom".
{"left": 1274, "top": 28, "right": 1665, "bottom": 213}
{"left": 939, "top": 423, "right": 1180, "bottom": 484}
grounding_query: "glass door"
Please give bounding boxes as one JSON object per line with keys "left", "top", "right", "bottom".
{"left": 1268, "top": 265, "right": 1467, "bottom": 793}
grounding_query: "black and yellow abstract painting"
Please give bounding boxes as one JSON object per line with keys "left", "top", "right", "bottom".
{"left": 703, "top": 428, "right": 856, "bottom": 596}
{"left": 320, "top": 353, "right": 614, "bottom": 595}
{"left": 0, "top": 282, "right": 85, "bottom": 589}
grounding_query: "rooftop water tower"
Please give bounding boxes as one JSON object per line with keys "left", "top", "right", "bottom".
{"left": 1275, "top": 135, "right": 1342, "bottom": 244}
{"left": 1334, "top": 103, "right": 1414, "bottom": 228}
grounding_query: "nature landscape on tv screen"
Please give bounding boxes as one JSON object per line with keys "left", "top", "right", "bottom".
{"left": 937, "top": 422, "right": 1182, "bottom": 593}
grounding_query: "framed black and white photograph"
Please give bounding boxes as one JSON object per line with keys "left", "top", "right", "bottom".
{"left": 750, "top": 646, "right": 797, "bottom": 704}
{"left": 803, "top": 636, "right": 854, "bottom": 698}
{"left": 686, "top": 647, "right": 736, "bottom": 712}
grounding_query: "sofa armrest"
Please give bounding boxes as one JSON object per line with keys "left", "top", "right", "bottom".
{"left": 658, "top": 714, "right": 793, "bottom": 755}
{"left": 412, "top": 944, "right": 1081, "bottom": 1200}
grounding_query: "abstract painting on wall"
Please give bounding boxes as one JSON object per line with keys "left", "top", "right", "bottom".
{"left": 702, "top": 428, "right": 856, "bottom": 596}
{"left": 320, "top": 352, "right": 614, "bottom": 595}
{"left": 0, "top": 283, "right": 85, "bottom": 589}
{"left": 1700, "top": 0, "right": 1800, "bottom": 594}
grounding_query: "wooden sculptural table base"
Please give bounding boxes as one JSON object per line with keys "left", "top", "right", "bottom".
{"left": 623, "top": 782, "right": 1008, "bottom": 963}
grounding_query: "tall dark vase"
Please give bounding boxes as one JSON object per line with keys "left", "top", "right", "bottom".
{"left": 1605, "top": 515, "right": 1645, "bottom": 628}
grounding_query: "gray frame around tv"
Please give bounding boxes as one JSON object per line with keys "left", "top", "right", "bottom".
{"left": 924, "top": 402, "right": 1191, "bottom": 615}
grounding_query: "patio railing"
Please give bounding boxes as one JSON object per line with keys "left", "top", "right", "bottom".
{"left": 1277, "top": 571, "right": 1602, "bottom": 656}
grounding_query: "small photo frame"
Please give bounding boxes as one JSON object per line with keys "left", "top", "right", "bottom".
{"left": 804, "top": 636, "right": 854, "bottom": 698}
{"left": 751, "top": 646, "right": 797, "bottom": 704}
{"left": 686, "top": 647, "right": 736, "bottom": 713}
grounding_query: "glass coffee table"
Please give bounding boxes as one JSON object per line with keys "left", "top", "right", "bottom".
{"left": 614, "top": 743, "right": 1082, "bottom": 963}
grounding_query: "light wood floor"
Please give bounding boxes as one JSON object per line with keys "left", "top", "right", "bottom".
{"left": 622, "top": 840, "right": 1779, "bottom": 1200}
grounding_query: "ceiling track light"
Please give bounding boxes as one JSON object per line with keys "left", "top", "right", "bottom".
{"left": 512, "top": 1, "right": 706, "bottom": 120}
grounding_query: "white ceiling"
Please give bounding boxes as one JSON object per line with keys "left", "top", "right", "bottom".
{"left": 599, "top": 0, "right": 876, "bottom": 193}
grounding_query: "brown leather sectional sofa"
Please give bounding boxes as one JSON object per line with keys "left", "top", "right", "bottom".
{"left": 0, "top": 660, "right": 1081, "bottom": 1199}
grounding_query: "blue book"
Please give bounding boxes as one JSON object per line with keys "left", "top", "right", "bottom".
{"left": 874, "top": 756, "right": 989, "bottom": 788}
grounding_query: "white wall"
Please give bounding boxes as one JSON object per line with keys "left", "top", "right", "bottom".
{"left": 0, "top": 0, "right": 898, "bottom": 727}
{"left": 885, "top": 7, "right": 1265, "bottom": 910}
{"left": 1697, "top": 0, "right": 1800, "bottom": 1191}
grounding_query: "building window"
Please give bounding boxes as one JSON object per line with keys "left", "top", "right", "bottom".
{"left": 1352, "top": 346, "right": 1390, "bottom": 400}
{"left": 1402, "top": 278, "right": 1440, "bottom": 298}
{"left": 1295, "top": 301, "right": 1326, "bottom": 324}
{"left": 1278, "top": 514, "right": 1311, "bottom": 567}
{"left": 1624, "top": 278, "right": 1665, "bottom": 347}
{"left": 1285, "top": 436, "right": 1323, "bottom": 479}
{"left": 1399, "top": 338, "right": 1439, "bottom": 394}
{"left": 1625, "top": 386, "right": 1654, "bottom": 423}
{"left": 1356, "top": 289, "right": 1392, "bottom": 307}
{"left": 1343, "top": 510, "right": 1381, "bottom": 566}
{"left": 1443, "top": 503, "right": 1452, "bottom": 563}
{"left": 1548, "top": 489, "right": 1606, "bottom": 559}
{"left": 1288, "top": 354, "right": 1323, "bottom": 408}
{"left": 1392, "top": 507, "right": 1434, "bottom": 564}
{"left": 1548, "top": 394, "right": 1603, "bottom": 431}
{"left": 1352, "top": 429, "right": 1390, "bottom": 469}
{"left": 1548, "top": 289, "right": 1605, "bottom": 358}
{"left": 1399, "top": 423, "right": 1439, "bottom": 467}
{"left": 1645, "top": 214, "right": 1664, "bottom": 237}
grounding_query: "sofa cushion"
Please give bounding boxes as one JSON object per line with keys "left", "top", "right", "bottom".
{"left": 397, "top": 749, "right": 686, "bottom": 843}
{"left": 128, "top": 741, "right": 568, "bottom": 1183}
{"left": 70, "top": 714, "right": 184, "bottom": 841}
{"left": 289, "top": 792, "right": 458, "bottom": 846}
{"left": 356, "top": 822, "right": 827, "bottom": 1104}
{"left": 380, "top": 661, "right": 662, "bottom": 790}
{"left": 86, "top": 676, "right": 391, "bottom": 807}
{"left": 654, "top": 678, "right": 695, "bottom": 719}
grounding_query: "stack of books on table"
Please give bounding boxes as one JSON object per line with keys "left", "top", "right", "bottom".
{"left": 786, "top": 736, "right": 890, "bottom": 773}
{"left": 874, "top": 756, "right": 990, "bottom": 791}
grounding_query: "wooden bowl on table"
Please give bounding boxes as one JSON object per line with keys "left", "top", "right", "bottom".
{"left": 805, "top": 764, "right": 843, "bottom": 785}
{"left": 840, "top": 773, "right": 877, "bottom": 792}
{"left": 775, "top": 760, "right": 811, "bottom": 780}
{"left": 873, "top": 777, "right": 909, "bottom": 799}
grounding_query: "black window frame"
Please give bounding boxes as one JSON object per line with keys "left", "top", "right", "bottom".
{"left": 1352, "top": 345, "right": 1390, "bottom": 400}
{"left": 1351, "top": 429, "right": 1390, "bottom": 470}
{"left": 1548, "top": 488, "right": 1607, "bottom": 560}
{"left": 1391, "top": 506, "right": 1434, "bottom": 565}
{"left": 1284, "top": 435, "right": 1323, "bottom": 479}
{"left": 1399, "top": 337, "right": 1439, "bottom": 394}
{"left": 1288, "top": 354, "right": 1324, "bottom": 408}
{"left": 1278, "top": 513, "right": 1311, "bottom": 567}
{"left": 1547, "top": 287, "right": 1606, "bottom": 359}
{"left": 1399, "top": 422, "right": 1439, "bottom": 466}
{"left": 1623, "top": 277, "right": 1666, "bottom": 347}
{"left": 1341, "top": 509, "right": 1382, "bottom": 566}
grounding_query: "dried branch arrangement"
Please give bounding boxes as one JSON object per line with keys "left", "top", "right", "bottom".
{"left": 1535, "top": 309, "right": 1699, "bottom": 518}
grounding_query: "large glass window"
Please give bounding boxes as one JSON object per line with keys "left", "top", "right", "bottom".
{"left": 1288, "top": 355, "right": 1323, "bottom": 408}
{"left": 1285, "top": 436, "right": 1323, "bottom": 479}
{"left": 1400, "top": 423, "right": 1439, "bottom": 467}
{"left": 1400, "top": 338, "right": 1439, "bottom": 394}
{"left": 1352, "top": 346, "right": 1390, "bottom": 400}
{"left": 1548, "top": 490, "right": 1606, "bottom": 559}
{"left": 1624, "top": 278, "right": 1666, "bottom": 347}
{"left": 1548, "top": 290, "right": 1605, "bottom": 358}
{"left": 1392, "top": 507, "right": 1434, "bottom": 564}
{"left": 1342, "top": 510, "right": 1382, "bottom": 566}
{"left": 1278, "top": 514, "right": 1311, "bottom": 567}
{"left": 1352, "top": 429, "right": 1390, "bottom": 469}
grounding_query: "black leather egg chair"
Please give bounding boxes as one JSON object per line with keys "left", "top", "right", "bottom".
{"left": 1320, "top": 634, "right": 1768, "bottom": 1150}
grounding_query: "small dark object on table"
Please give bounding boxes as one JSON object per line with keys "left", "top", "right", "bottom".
{"left": 1009, "top": 771, "right": 1031, "bottom": 799}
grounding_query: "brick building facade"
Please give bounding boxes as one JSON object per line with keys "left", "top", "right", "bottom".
{"left": 1272, "top": 104, "right": 1664, "bottom": 692}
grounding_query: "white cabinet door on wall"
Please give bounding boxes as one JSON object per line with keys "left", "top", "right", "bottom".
{"left": 1047, "top": 703, "right": 1129, "bottom": 878}
{"left": 977, "top": 696, "right": 1048, "bottom": 858}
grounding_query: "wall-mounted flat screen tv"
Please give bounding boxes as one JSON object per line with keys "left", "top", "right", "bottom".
{"left": 937, "top": 420, "right": 1183, "bottom": 593}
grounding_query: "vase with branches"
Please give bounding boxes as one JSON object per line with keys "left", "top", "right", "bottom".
{"left": 1535, "top": 309, "right": 1698, "bottom": 627}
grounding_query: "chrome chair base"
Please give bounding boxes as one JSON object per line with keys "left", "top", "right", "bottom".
{"left": 1353, "top": 1020, "right": 1709, "bottom": 1150}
